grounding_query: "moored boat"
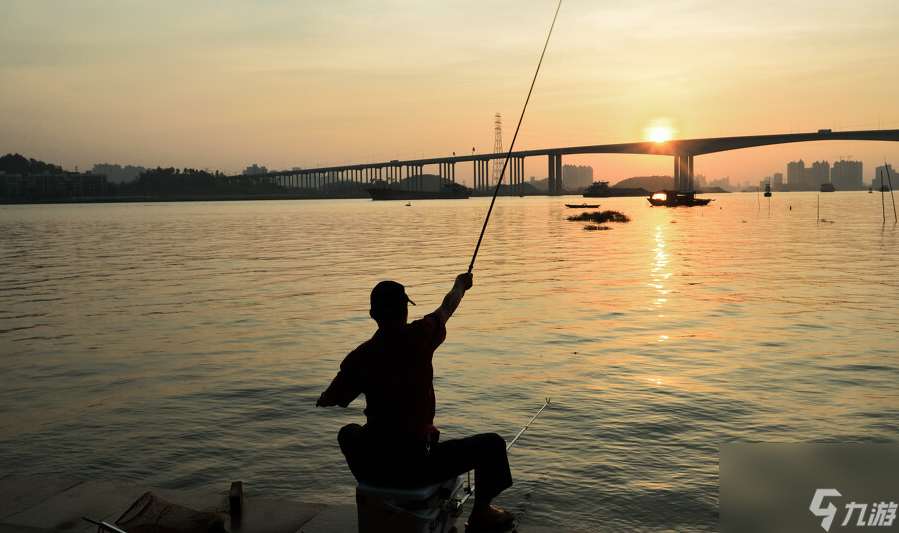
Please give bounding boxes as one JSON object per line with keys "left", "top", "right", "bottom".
{"left": 647, "top": 190, "right": 712, "bottom": 207}
{"left": 583, "top": 181, "right": 649, "bottom": 198}
{"left": 367, "top": 181, "right": 471, "bottom": 200}
{"left": 565, "top": 203, "right": 600, "bottom": 208}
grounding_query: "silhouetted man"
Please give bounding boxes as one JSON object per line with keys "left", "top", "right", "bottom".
{"left": 316, "top": 274, "right": 515, "bottom": 531}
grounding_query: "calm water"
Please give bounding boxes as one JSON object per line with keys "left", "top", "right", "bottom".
{"left": 1, "top": 193, "right": 898, "bottom": 531}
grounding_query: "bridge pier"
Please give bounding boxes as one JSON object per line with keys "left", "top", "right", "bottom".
{"left": 473, "top": 160, "right": 481, "bottom": 191}
{"left": 480, "top": 160, "right": 486, "bottom": 190}
{"left": 555, "top": 154, "right": 562, "bottom": 194}
{"left": 474, "top": 160, "right": 479, "bottom": 190}
{"left": 547, "top": 156, "right": 554, "bottom": 194}
{"left": 475, "top": 159, "right": 490, "bottom": 191}
{"left": 511, "top": 156, "right": 524, "bottom": 195}
{"left": 520, "top": 157, "right": 525, "bottom": 194}
{"left": 438, "top": 161, "right": 456, "bottom": 184}
{"left": 674, "top": 154, "right": 695, "bottom": 192}
{"left": 404, "top": 164, "right": 420, "bottom": 190}
{"left": 547, "top": 153, "right": 563, "bottom": 195}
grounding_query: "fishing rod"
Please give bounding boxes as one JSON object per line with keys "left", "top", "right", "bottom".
{"left": 467, "top": 0, "right": 562, "bottom": 274}
{"left": 881, "top": 168, "right": 887, "bottom": 223}
{"left": 457, "top": 0, "right": 560, "bottom": 509}
{"left": 506, "top": 397, "right": 552, "bottom": 451}
{"left": 459, "top": 398, "right": 552, "bottom": 506}
{"left": 82, "top": 517, "right": 127, "bottom": 533}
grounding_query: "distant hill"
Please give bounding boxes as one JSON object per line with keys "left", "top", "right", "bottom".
{"left": 614, "top": 175, "right": 673, "bottom": 191}
{"left": 0, "top": 153, "right": 64, "bottom": 175}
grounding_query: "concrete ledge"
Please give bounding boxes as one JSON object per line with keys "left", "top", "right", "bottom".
{"left": 0, "top": 477, "right": 570, "bottom": 533}
{"left": 0, "top": 477, "right": 84, "bottom": 521}
{"left": 0, "top": 478, "right": 325, "bottom": 533}
{"left": 297, "top": 504, "right": 356, "bottom": 533}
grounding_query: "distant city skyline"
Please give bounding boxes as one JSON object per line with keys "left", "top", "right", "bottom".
{"left": 2, "top": 1, "right": 899, "bottom": 183}
{"left": 5, "top": 145, "right": 891, "bottom": 192}
{"left": 80, "top": 152, "right": 897, "bottom": 190}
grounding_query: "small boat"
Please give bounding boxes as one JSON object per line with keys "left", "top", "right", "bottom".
{"left": 647, "top": 190, "right": 712, "bottom": 207}
{"left": 820, "top": 183, "right": 835, "bottom": 192}
{"left": 405, "top": 202, "right": 412, "bottom": 206}
{"left": 565, "top": 203, "right": 600, "bottom": 208}
{"left": 763, "top": 183, "right": 772, "bottom": 197}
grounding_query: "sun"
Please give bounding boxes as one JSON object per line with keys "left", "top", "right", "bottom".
{"left": 647, "top": 125, "right": 673, "bottom": 143}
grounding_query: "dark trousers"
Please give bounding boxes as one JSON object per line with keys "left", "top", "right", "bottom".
{"left": 339, "top": 424, "right": 512, "bottom": 506}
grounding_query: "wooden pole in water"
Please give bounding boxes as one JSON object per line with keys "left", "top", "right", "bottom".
{"left": 817, "top": 192, "right": 820, "bottom": 224}
{"left": 468, "top": 0, "right": 562, "bottom": 274}
{"left": 885, "top": 162, "right": 897, "bottom": 223}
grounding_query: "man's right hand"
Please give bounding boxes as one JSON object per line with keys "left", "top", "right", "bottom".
{"left": 455, "top": 272, "right": 473, "bottom": 291}
{"left": 316, "top": 389, "right": 337, "bottom": 407}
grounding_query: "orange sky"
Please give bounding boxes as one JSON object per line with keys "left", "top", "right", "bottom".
{"left": 2, "top": 1, "right": 898, "bottom": 185}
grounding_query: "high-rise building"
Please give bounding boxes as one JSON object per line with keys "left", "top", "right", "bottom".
{"left": 831, "top": 160, "right": 863, "bottom": 190}
{"left": 772, "top": 172, "right": 784, "bottom": 191}
{"left": 873, "top": 164, "right": 896, "bottom": 189}
{"left": 787, "top": 160, "right": 805, "bottom": 190}
{"left": 707, "top": 177, "right": 733, "bottom": 191}
{"left": 786, "top": 160, "right": 830, "bottom": 190}
{"left": 562, "top": 164, "right": 594, "bottom": 190}
{"left": 808, "top": 160, "right": 830, "bottom": 187}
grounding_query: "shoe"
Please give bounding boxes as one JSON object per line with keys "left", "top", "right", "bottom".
{"left": 465, "top": 505, "right": 516, "bottom": 532}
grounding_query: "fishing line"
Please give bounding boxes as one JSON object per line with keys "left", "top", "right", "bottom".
{"left": 467, "top": 0, "right": 562, "bottom": 274}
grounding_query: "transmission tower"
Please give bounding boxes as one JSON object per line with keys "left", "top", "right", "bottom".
{"left": 491, "top": 113, "right": 503, "bottom": 186}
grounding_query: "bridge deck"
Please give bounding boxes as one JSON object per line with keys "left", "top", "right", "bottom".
{"left": 257, "top": 129, "right": 899, "bottom": 177}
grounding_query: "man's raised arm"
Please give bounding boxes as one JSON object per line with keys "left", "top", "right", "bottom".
{"left": 433, "top": 273, "right": 473, "bottom": 325}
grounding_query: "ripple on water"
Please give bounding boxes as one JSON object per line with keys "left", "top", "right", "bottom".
{"left": 0, "top": 195, "right": 898, "bottom": 531}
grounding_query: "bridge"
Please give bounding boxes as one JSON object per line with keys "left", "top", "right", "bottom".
{"left": 242, "top": 129, "right": 899, "bottom": 195}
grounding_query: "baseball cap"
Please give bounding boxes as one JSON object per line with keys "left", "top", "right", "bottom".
{"left": 370, "top": 280, "right": 415, "bottom": 317}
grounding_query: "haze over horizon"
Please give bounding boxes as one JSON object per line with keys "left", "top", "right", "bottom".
{"left": 2, "top": 0, "right": 899, "bottom": 184}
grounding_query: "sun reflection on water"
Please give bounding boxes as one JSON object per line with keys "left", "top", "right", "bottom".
{"left": 650, "top": 224, "right": 671, "bottom": 315}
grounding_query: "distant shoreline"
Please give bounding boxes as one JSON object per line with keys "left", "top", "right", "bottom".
{"left": 2, "top": 189, "right": 876, "bottom": 206}
{"left": 0, "top": 193, "right": 373, "bottom": 205}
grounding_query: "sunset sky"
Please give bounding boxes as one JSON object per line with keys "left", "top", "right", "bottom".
{"left": 2, "top": 0, "right": 899, "bottom": 185}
